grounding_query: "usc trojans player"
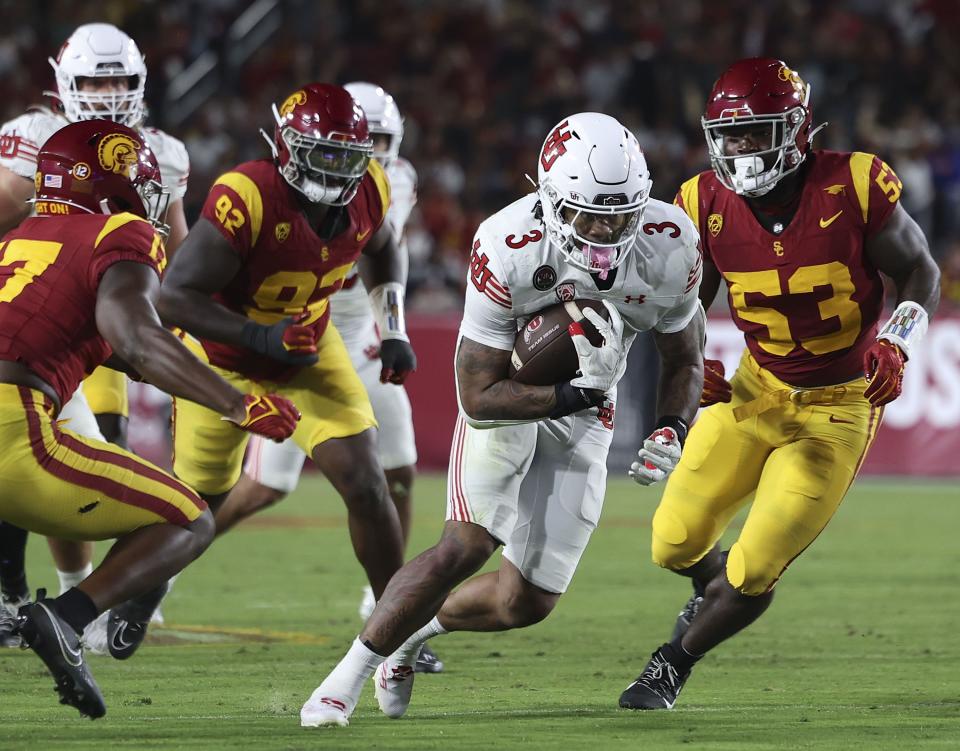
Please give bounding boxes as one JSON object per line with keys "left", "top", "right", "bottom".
{"left": 157, "top": 84, "right": 414, "bottom": 613}
{"left": 0, "top": 120, "right": 298, "bottom": 718}
{"left": 619, "top": 58, "right": 940, "bottom": 710}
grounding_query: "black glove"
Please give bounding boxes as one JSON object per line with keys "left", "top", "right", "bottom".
{"left": 379, "top": 338, "right": 416, "bottom": 384}
{"left": 240, "top": 314, "right": 319, "bottom": 366}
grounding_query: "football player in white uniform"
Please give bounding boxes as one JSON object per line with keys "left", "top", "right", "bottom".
{"left": 300, "top": 112, "right": 706, "bottom": 727}
{"left": 0, "top": 23, "right": 190, "bottom": 649}
{"left": 210, "top": 82, "right": 442, "bottom": 672}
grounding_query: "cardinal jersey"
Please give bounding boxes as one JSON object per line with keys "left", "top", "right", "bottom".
{"left": 0, "top": 212, "right": 165, "bottom": 405}
{"left": 461, "top": 192, "right": 702, "bottom": 364}
{"left": 676, "top": 150, "right": 900, "bottom": 387}
{"left": 0, "top": 107, "right": 190, "bottom": 202}
{"left": 199, "top": 158, "right": 390, "bottom": 382}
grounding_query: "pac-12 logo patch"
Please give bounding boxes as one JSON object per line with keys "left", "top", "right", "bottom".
{"left": 707, "top": 213, "right": 723, "bottom": 237}
{"left": 275, "top": 222, "right": 291, "bottom": 242}
{"left": 555, "top": 282, "right": 576, "bottom": 302}
{"left": 532, "top": 265, "right": 557, "bottom": 291}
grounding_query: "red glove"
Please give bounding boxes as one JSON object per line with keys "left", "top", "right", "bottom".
{"left": 235, "top": 393, "right": 301, "bottom": 441}
{"left": 701, "top": 358, "right": 732, "bottom": 407}
{"left": 863, "top": 340, "right": 905, "bottom": 406}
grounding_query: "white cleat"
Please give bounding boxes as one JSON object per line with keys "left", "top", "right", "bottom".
{"left": 358, "top": 585, "right": 375, "bottom": 621}
{"left": 374, "top": 654, "right": 418, "bottom": 719}
{"left": 81, "top": 611, "right": 110, "bottom": 655}
{"left": 300, "top": 687, "right": 355, "bottom": 727}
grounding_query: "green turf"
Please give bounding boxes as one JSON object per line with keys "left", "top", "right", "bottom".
{"left": 2, "top": 475, "right": 958, "bottom": 750}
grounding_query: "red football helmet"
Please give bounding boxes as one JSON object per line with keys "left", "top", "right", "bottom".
{"left": 263, "top": 83, "right": 373, "bottom": 205}
{"left": 702, "top": 57, "right": 823, "bottom": 196}
{"left": 34, "top": 119, "right": 170, "bottom": 235}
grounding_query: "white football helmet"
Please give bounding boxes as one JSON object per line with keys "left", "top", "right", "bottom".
{"left": 343, "top": 81, "right": 404, "bottom": 165}
{"left": 536, "top": 113, "right": 651, "bottom": 276}
{"left": 49, "top": 23, "right": 147, "bottom": 127}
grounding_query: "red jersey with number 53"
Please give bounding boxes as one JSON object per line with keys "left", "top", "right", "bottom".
{"left": 675, "top": 150, "right": 901, "bottom": 387}
{"left": 0, "top": 212, "right": 166, "bottom": 405}
{"left": 199, "top": 158, "right": 390, "bottom": 382}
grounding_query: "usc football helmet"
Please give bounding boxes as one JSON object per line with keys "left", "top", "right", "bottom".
{"left": 264, "top": 83, "right": 374, "bottom": 205}
{"left": 34, "top": 119, "right": 170, "bottom": 235}
{"left": 49, "top": 23, "right": 148, "bottom": 127}
{"left": 702, "top": 57, "right": 823, "bottom": 196}
{"left": 536, "top": 112, "right": 651, "bottom": 276}
{"left": 343, "top": 82, "right": 404, "bottom": 166}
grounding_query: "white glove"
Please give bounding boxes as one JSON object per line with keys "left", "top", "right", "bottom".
{"left": 569, "top": 302, "right": 624, "bottom": 393}
{"left": 629, "top": 427, "right": 682, "bottom": 486}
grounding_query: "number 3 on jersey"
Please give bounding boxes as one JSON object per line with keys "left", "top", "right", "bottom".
{"left": 725, "top": 261, "right": 861, "bottom": 357}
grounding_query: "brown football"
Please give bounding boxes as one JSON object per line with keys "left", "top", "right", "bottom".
{"left": 508, "top": 299, "right": 610, "bottom": 385}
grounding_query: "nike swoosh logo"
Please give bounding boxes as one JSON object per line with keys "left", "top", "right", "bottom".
{"left": 111, "top": 624, "right": 136, "bottom": 651}
{"left": 828, "top": 415, "right": 853, "bottom": 424}
{"left": 39, "top": 602, "right": 83, "bottom": 667}
{"left": 355, "top": 228, "right": 371, "bottom": 242}
{"left": 819, "top": 211, "right": 843, "bottom": 228}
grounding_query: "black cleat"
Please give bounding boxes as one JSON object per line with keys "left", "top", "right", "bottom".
{"left": 670, "top": 593, "right": 703, "bottom": 642}
{"left": 107, "top": 582, "right": 168, "bottom": 660}
{"left": 16, "top": 589, "right": 106, "bottom": 719}
{"left": 0, "top": 593, "right": 29, "bottom": 648}
{"left": 415, "top": 642, "right": 444, "bottom": 674}
{"left": 619, "top": 645, "right": 691, "bottom": 710}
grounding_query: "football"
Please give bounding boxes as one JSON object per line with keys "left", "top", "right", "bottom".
{"left": 508, "top": 299, "right": 610, "bottom": 385}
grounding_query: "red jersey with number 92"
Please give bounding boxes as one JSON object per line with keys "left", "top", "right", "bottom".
{"left": 199, "top": 158, "right": 390, "bottom": 382}
{"left": 675, "top": 150, "right": 901, "bottom": 387}
{"left": 0, "top": 212, "right": 166, "bottom": 405}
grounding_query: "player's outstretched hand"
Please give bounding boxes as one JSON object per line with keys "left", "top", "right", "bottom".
{"left": 570, "top": 302, "right": 624, "bottom": 394}
{"left": 630, "top": 427, "right": 682, "bottom": 486}
{"left": 380, "top": 339, "right": 416, "bottom": 384}
{"left": 233, "top": 393, "right": 301, "bottom": 442}
{"left": 241, "top": 313, "right": 319, "bottom": 366}
{"left": 701, "top": 358, "right": 732, "bottom": 407}
{"left": 863, "top": 340, "right": 905, "bottom": 406}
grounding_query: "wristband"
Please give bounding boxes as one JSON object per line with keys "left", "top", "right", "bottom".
{"left": 654, "top": 415, "right": 689, "bottom": 448}
{"left": 877, "top": 301, "right": 927, "bottom": 360}
{"left": 240, "top": 319, "right": 269, "bottom": 355}
{"left": 549, "top": 382, "right": 601, "bottom": 419}
{"left": 369, "top": 282, "right": 409, "bottom": 342}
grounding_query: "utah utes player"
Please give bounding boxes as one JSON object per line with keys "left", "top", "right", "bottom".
{"left": 213, "top": 81, "right": 444, "bottom": 672}
{"left": 0, "top": 23, "right": 191, "bottom": 640}
{"left": 619, "top": 58, "right": 940, "bottom": 711}
{"left": 300, "top": 112, "right": 705, "bottom": 727}
{"left": 158, "top": 84, "right": 415, "bottom": 633}
{"left": 0, "top": 120, "right": 297, "bottom": 718}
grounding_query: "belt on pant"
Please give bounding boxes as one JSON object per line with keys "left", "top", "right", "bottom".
{"left": 732, "top": 384, "right": 848, "bottom": 422}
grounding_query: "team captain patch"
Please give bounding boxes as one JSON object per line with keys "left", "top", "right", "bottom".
{"left": 533, "top": 264, "right": 557, "bottom": 291}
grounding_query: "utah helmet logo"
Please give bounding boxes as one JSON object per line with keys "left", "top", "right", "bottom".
{"left": 707, "top": 213, "right": 723, "bottom": 237}
{"left": 275, "top": 222, "right": 291, "bottom": 242}
{"left": 97, "top": 133, "right": 141, "bottom": 178}
{"left": 279, "top": 90, "right": 307, "bottom": 118}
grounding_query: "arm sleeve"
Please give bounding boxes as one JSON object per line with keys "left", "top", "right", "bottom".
{"left": 458, "top": 228, "right": 516, "bottom": 351}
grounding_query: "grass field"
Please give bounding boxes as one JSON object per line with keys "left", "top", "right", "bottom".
{"left": 2, "top": 474, "right": 958, "bottom": 750}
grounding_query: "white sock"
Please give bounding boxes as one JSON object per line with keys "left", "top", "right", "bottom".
{"left": 393, "top": 616, "right": 448, "bottom": 665}
{"left": 323, "top": 637, "right": 385, "bottom": 699}
{"left": 57, "top": 563, "right": 93, "bottom": 595}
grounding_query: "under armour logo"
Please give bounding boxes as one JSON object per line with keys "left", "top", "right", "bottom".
{"left": 623, "top": 295, "right": 645, "bottom": 304}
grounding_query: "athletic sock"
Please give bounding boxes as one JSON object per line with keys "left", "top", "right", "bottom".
{"left": 323, "top": 637, "right": 386, "bottom": 699}
{"left": 663, "top": 637, "right": 702, "bottom": 674}
{"left": 391, "top": 616, "right": 448, "bottom": 666}
{"left": 53, "top": 587, "right": 99, "bottom": 635}
{"left": 0, "top": 522, "right": 29, "bottom": 600}
{"left": 57, "top": 563, "right": 93, "bottom": 596}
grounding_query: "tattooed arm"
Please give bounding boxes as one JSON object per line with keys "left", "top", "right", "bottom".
{"left": 456, "top": 337, "right": 561, "bottom": 425}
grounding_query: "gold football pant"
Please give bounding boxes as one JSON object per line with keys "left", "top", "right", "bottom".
{"left": 0, "top": 385, "right": 205, "bottom": 540}
{"left": 172, "top": 324, "right": 377, "bottom": 496}
{"left": 652, "top": 351, "right": 882, "bottom": 595}
{"left": 82, "top": 366, "right": 129, "bottom": 416}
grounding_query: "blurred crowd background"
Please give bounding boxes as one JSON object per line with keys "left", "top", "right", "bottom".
{"left": 2, "top": 0, "right": 959, "bottom": 310}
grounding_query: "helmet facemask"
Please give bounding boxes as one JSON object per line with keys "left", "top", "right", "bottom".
{"left": 136, "top": 177, "right": 171, "bottom": 237}
{"left": 539, "top": 180, "right": 648, "bottom": 279}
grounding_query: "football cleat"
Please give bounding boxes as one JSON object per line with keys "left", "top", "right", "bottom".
{"left": 670, "top": 593, "right": 703, "bottom": 642}
{"left": 16, "top": 589, "right": 106, "bottom": 719}
{"left": 300, "top": 687, "right": 355, "bottom": 727}
{"left": 415, "top": 642, "right": 444, "bottom": 674}
{"left": 619, "top": 645, "right": 692, "bottom": 710}
{"left": 106, "top": 581, "right": 168, "bottom": 660}
{"left": 0, "top": 592, "right": 30, "bottom": 648}
{"left": 81, "top": 611, "right": 110, "bottom": 655}
{"left": 374, "top": 654, "right": 417, "bottom": 718}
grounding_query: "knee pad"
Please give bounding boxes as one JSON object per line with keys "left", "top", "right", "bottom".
{"left": 651, "top": 506, "right": 711, "bottom": 571}
{"left": 725, "top": 542, "right": 781, "bottom": 596}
